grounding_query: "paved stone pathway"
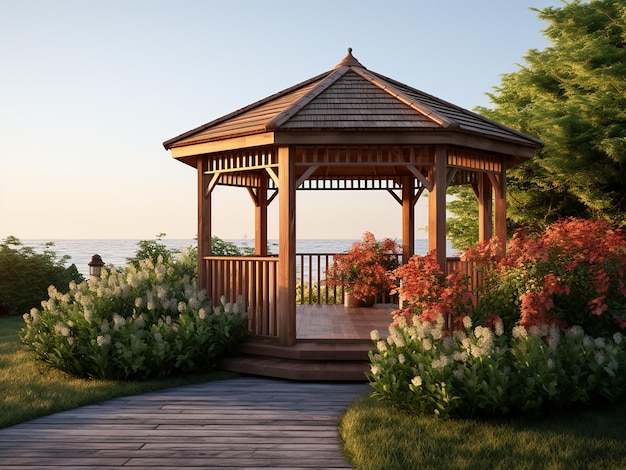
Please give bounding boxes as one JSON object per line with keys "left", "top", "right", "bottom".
{"left": 0, "top": 377, "right": 369, "bottom": 469}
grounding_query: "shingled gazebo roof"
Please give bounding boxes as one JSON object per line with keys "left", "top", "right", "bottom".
{"left": 163, "top": 48, "right": 542, "bottom": 158}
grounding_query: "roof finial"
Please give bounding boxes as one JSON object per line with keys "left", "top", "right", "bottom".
{"left": 334, "top": 48, "right": 365, "bottom": 70}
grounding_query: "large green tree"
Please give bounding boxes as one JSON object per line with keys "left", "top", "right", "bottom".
{"left": 448, "top": 0, "right": 626, "bottom": 248}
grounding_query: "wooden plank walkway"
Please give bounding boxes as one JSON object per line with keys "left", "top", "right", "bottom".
{"left": 0, "top": 377, "right": 370, "bottom": 469}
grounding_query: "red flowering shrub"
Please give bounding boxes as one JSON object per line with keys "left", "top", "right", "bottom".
{"left": 326, "top": 232, "right": 400, "bottom": 301}
{"left": 371, "top": 218, "right": 626, "bottom": 418}
{"left": 465, "top": 218, "right": 626, "bottom": 336}
{"left": 392, "top": 251, "right": 475, "bottom": 331}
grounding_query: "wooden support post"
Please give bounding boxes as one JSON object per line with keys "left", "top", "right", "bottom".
{"left": 493, "top": 167, "right": 507, "bottom": 256}
{"left": 401, "top": 176, "right": 415, "bottom": 263}
{"left": 277, "top": 146, "right": 296, "bottom": 346}
{"left": 428, "top": 146, "right": 448, "bottom": 272}
{"left": 197, "top": 159, "right": 211, "bottom": 291}
{"left": 255, "top": 174, "right": 268, "bottom": 256}
{"left": 478, "top": 173, "right": 493, "bottom": 243}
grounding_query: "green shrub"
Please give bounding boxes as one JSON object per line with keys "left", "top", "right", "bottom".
{"left": 210, "top": 236, "right": 254, "bottom": 256}
{"left": 465, "top": 218, "right": 626, "bottom": 337}
{"left": 296, "top": 282, "right": 340, "bottom": 304}
{"left": 126, "top": 234, "right": 253, "bottom": 270}
{"left": 368, "top": 315, "right": 626, "bottom": 418}
{"left": 126, "top": 233, "right": 177, "bottom": 268}
{"left": 382, "top": 218, "right": 626, "bottom": 418}
{"left": 0, "top": 236, "right": 84, "bottom": 316}
{"left": 20, "top": 248, "right": 249, "bottom": 380}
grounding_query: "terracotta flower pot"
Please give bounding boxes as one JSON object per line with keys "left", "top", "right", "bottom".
{"left": 344, "top": 292, "right": 376, "bottom": 308}
{"left": 344, "top": 292, "right": 363, "bottom": 308}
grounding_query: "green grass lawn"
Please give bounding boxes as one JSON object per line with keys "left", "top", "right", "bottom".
{"left": 340, "top": 393, "right": 626, "bottom": 470}
{"left": 0, "top": 315, "right": 235, "bottom": 429}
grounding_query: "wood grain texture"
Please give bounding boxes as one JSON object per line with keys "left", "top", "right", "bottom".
{"left": 0, "top": 377, "right": 369, "bottom": 469}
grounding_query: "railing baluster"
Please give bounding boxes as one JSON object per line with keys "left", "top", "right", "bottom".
{"left": 308, "top": 255, "right": 313, "bottom": 304}
{"left": 315, "top": 255, "right": 320, "bottom": 304}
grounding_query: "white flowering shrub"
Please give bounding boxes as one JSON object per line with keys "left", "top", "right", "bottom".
{"left": 20, "top": 249, "right": 249, "bottom": 380}
{"left": 368, "top": 315, "right": 626, "bottom": 418}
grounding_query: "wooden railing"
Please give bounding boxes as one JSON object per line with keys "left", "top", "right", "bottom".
{"left": 446, "top": 256, "right": 483, "bottom": 293}
{"left": 296, "top": 253, "right": 337, "bottom": 304}
{"left": 205, "top": 254, "right": 481, "bottom": 339}
{"left": 205, "top": 256, "right": 278, "bottom": 337}
{"left": 295, "top": 253, "right": 399, "bottom": 305}
{"left": 295, "top": 254, "right": 481, "bottom": 305}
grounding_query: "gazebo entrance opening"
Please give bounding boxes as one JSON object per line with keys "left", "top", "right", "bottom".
{"left": 190, "top": 142, "right": 515, "bottom": 346}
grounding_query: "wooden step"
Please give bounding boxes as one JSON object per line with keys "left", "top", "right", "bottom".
{"left": 219, "top": 355, "right": 370, "bottom": 382}
{"left": 237, "top": 338, "right": 375, "bottom": 361}
{"left": 219, "top": 337, "right": 378, "bottom": 381}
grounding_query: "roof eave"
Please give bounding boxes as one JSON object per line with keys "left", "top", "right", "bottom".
{"left": 170, "top": 131, "right": 276, "bottom": 159}
{"left": 168, "top": 127, "right": 541, "bottom": 159}
{"left": 364, "top": 69, "right": 544, "bottom": 149}
{"left": 162, "top": 70, "right": 333, "bottom": 150}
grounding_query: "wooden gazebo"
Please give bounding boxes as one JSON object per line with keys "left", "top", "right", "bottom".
{"left": 163, "top": 49, "right": 542, "bottom": 380}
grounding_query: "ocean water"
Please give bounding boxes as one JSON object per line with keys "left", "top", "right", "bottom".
{"left": 23, "top": 239, "right": 195, "bottom": 277}
{"left": 23, "top": 238, "right": 454, "bottom": 277}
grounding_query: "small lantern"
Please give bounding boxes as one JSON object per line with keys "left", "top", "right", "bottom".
{"left": 88, "top": 254, "right": 105, "bottom": 278}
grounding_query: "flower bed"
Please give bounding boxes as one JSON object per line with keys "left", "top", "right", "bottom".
{"left": 20, "top": 248, "right": 249, "bottom": 380}
{"left": 371, "top": 218, "right": 626, "bottom": 417}
{"left": 368, "top": 315, "right": 625, "bottom": 417}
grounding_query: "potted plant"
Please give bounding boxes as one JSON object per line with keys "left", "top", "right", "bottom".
{"left": 325, "top": 232, "right": 400, "bottom": 307}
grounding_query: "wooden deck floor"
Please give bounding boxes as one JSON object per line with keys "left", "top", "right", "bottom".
{"left": 0, "top": 377, "right": 370, "bottom": 469}
{"left": 296, "top": 303, "right": 396, "bottom": 340}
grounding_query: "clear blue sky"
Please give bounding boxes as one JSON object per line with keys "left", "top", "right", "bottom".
{"left": 0, "top": 0, "right": 559, "bottom": 240}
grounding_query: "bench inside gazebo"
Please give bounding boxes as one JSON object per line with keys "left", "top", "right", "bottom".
{"left": 163, "top": 49, "right": 542, "bottom": 381}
